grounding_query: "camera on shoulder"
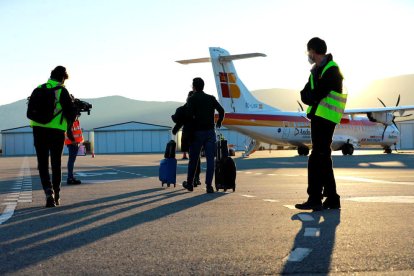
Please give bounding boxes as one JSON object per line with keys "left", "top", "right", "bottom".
{"left": 73, "top": 98, "right": 92, "bottom": 115}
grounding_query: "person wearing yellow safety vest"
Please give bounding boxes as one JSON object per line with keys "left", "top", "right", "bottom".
{"left": 296, "top": 37, "right": 347, "bottom": 211}
{"left": 31, "top": 66, "right": 76, "bottom": 208}
{"left": 65, "top": 117, "right": 84, "bottom": 185}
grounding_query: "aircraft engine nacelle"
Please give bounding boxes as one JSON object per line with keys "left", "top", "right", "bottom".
{"left": 367, "top": 112, "right": 393, "bottom": 125}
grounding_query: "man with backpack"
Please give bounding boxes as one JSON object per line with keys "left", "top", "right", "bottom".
{"left": 28, "top": 66, "right": 76, "bottom": 207}
{"left": 171, "top": 91, "right": 201, "bottom": 187}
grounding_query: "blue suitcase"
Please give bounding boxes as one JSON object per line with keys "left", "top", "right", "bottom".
{"left": 159, "top": 158, "right": 177, "bottom": 187}
{"left": 159, "top": 139, "right": 177, "bottom": 187}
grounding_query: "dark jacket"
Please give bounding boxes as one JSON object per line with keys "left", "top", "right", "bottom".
{"left": 171, "top": 104, "right": 192, "bottom": 135}
{"left": 300, "top": 54, "right": 343, "bottom": 119}
{"left": 187, "top": 91, "right": 225, "bottom": 131}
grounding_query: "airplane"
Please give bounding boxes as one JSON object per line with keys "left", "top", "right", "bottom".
{"left": 177, "top": 47, "right": 414, "bottom": 156}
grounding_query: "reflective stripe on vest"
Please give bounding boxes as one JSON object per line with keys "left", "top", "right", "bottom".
{"left": 30, "top": 80, "right": 68, "bottom": 131}
{"left": 306, "top": 61, "right": 347, "bottom": 124}
{"left": 65, "top": 120, "right": 84, "bottom": 145}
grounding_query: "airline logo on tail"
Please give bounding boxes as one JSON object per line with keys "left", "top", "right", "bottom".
{"left": 219, "top": 72, "right": 240, "bottom": 99}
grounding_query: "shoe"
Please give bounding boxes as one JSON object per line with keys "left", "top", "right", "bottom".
{"left": 182, "top": 181, "right": 193, "bottom": 192}
{"left": 193, "top": 179, "right": 201, "bottom": 187}
{"left": 45, "top": 194, "right": 56, "bottom": 208}
{"left": 295, "top": 200, "right": 322, "bottom": 211}
{"left": 323, "top": 196, "right": 341, "bottom": 209}
{"left": 206, "top": 185, "right": 215, "bottom": 194}
{"left": 55, "top": 192, "right": 60, "bottom": 206}
{"left": 67, "top": 178, "right": 81, "bottom": 185}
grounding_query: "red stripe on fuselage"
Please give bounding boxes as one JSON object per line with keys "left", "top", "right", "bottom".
{"left": 215, "top": 113, "right": 378, "bottom": 126}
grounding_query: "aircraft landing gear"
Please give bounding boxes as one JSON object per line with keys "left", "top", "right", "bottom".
{"left": 341, "top": 143, "right": 354, "bottom": 155}
{"left": 384, "top": 147, "right": 392, "bottom": 154}
{"left": 297, "top": 146, "right": 309, "bottom": 156}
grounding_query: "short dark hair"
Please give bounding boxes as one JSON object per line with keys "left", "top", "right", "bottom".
{"left": 50, "top": 66, "right": 68, "bottom": 82}
{"left": 307, "top": 37, "right": 327, "bottom": 55}
{"left": 192, "top": 77, "right": 204, "bottom": 92}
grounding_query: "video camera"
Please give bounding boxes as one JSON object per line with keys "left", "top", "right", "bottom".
{"left": 73, "top": 98, "right": 92, "bottom": 115}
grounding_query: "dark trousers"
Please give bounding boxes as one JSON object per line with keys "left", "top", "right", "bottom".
{"left": 307, "top": 117, "right": 339, "bottom": 202}
{"left": 67, "top": 143, "right": 79, "bottom": 179}
{"left": 187, "top": 129, "right": 216, "bottom": 186}
{"left": 33, "top": 127, "right": 65, "bottom": 195}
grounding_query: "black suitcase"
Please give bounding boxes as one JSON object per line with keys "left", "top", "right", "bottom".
{"left": 215, "top": 135, "right": 236, "bottom": 192}
{"left": 164, "top": 140, "right": 176, "bottom": 159}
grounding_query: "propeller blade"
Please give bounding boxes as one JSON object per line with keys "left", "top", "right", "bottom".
{"left": 395, "top": 113, "right": 413, "bottom": 118}
{"left": 392, "top": 120, "right": 399, "bottom": 131}
{"left": 381, "top": 125, "right": 387, "bottom": 140}
{"left": 377, "top": 97, "right": 387, "bottom": 107}
{"left": 297, "top": 101, "right": 304, "bottom": 112}
{"left": 396, "top": 94, "right": 400, "bottom": 107}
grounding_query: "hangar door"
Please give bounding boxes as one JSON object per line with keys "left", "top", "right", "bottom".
{"left": 399, "top": 124, "right": 414, "bottom": 149}
{"left": 95, "top": 130, "right": 170, "bottom": 154}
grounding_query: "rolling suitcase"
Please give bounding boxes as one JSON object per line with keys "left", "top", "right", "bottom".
{"left": 159, "top": 140, "right": 177, "bottom": 187}
{"left": 215, "top": 134, "right": 237, "bottom": 192}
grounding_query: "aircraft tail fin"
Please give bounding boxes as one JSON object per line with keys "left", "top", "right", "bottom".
{"left": 176, "top": 47, "right": 275, "bottom": 113}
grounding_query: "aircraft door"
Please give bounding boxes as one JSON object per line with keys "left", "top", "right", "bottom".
{"left": 282, "top": 121, "right": 290, "bottom": 139}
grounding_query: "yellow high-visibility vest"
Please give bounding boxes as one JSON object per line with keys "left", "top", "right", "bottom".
{"left": 306, "top": 61, "right": 347, "bottom": 124}
{"left": 30, "top": 79, "right": 68, "bottom": 131}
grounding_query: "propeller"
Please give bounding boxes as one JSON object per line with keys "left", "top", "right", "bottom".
{"left": 297, "top": 101, "right": 304, "bottom": 112}
{"left": 377, "top": 94, "right": 412, "bottom": 139}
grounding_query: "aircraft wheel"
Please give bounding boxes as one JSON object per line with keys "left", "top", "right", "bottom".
{"left": 384, "top": 147, "right": 392, "bottom": 154}
{"left": 342, "top": 144, "right": 354, "bottom": 155}
{"left": 297, "top": 146, "right": 309, "bottom": 156}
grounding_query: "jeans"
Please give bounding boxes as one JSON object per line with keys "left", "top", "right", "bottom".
{"left": 33, "top": 126, "right": 65, "bottom": 195}
{"left": 307, "top": 116, "right": 339, "bottom": 201}
{"left": 187, "top": 129, "right": 216, "bottom": 186}
{"left": 67, "top": 143, "right": 79, "bottom": 179}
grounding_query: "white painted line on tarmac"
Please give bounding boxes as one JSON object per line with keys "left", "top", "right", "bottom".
{"left": 267, "top": 174, "right": 276, "bottom": 176}
{"left": 0, "top": 203, "right": 17, "bottom": 224}
{"left": 346, "top": 196, "right": 414, "bottom": 203}
{"left": 283, "top": 205, "right": 296, "bottom": 210}
{"left": 304, "top": 228, "right": 320, "bottom": 237}
{"left": 0, "top": 157, "right": 30, "bottom": 225}
{"left": 285, "top": 248, "right": 312, "bottom": 262}
{"left": 255, "top": 173, "right": 263, "bottom": 175}
{"left": 263, "top": 199, "right": 279, "bottom": 202}
{"left": 241, "top": 194, "right": 256, "bottom": 198}
{"left": 337, "top": 176, "right": 414, "bottom": 186}
{"left": 297, "top": 214, "right": 314, "bottom": 222}
{"left": 81, "top": 179, "right": 123, "bottom": 184}
{"left": 245, "top": 171, "right": 252, "bottom": 174}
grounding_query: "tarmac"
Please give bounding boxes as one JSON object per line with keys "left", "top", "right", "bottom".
{"left": 0, "top": 150, "right": 413, "bottom": 275}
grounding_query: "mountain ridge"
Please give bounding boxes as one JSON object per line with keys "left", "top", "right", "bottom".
{"left": 1, "top": 74, "right": 413, "bottom": 147}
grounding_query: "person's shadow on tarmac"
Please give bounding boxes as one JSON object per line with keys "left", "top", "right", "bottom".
{"left": 281, "top": 209, "right": 341, "bottom": 275}
{"left": 0, "top": 187, "right": 226, "bottom": 274}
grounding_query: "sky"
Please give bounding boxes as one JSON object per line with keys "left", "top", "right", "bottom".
{"left": 1, "top": 0, "right": 414, "bottom": 106}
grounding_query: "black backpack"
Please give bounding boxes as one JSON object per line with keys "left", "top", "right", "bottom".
{"left": 27, "top": 84, "right": 63, "bottom": 124}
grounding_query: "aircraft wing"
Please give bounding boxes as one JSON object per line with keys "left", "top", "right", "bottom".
{"left": 344, "top": 105, "right": 414, "bottom": 116}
